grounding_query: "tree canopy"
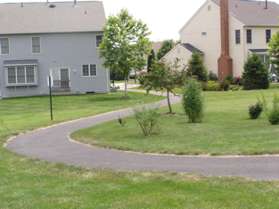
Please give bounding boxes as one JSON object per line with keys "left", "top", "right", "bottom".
{"left": 157, "top": 40, "right": 175, "bottom": 60}
{"left": 269, "top": 31, "right": 279, "bottom": 74}
{"left": 99, "top": 9, "right": 151, "bottom": 97}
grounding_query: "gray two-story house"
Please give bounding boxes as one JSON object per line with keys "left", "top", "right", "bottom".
{"left": 0, "top": 1, "right": 110, "bottom": 98}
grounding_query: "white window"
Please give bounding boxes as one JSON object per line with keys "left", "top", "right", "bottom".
{"left": 82, "top": 64, "right": 97, "bottom": 77}
{"left": 0, "top": 38, "right": 9, "bottom": 55}
{"left": 96, "top": 35, "right": 103, "bottom": 47}
{"left": 6, "top": 65, "right": 37, "bottom": 86}
{"left": 32, "top": 37, "right": 40, "bottom": 53}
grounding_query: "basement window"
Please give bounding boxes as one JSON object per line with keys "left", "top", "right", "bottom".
{"left": 201, "top": 32, "right": 207, "bottom": 36}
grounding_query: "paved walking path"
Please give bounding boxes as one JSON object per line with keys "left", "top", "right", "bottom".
{"left": 5, "top": 92, "right": 279, "bottom": 181}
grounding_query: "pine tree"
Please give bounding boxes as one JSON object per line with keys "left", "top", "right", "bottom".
{"left": 187, "top": 53, "right": 208, "bottom": 82}
{"left": 242, "top": 54, "right": 269, "bottom": 90}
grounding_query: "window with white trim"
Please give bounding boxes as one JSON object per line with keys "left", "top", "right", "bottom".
{"left": 82, "top": 64, "right": 97, "bottom": 77}
{"left": 32, "top": 37, "right": 41, "bottom": 53}
{"left": 6, "top": 65, "right": 37, "bottom": 85}
{"left": 96, "top": 35, "right": 103, "bottom": 47}
{"left": 0, "top": 38, "right": 9, "bottom": 54}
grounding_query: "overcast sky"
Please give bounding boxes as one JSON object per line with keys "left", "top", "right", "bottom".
{"left": 1, "top": 0, "right": 279, "bottom": 41}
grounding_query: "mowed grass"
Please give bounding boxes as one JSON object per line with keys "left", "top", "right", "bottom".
{"left": 2, "top": 91, "right": 279, "bottom": 208}
{"left": 0, "top": 92, "right": 162, "bottom": 141}
{"left": 73, "top": 89, "right": 279, "bottom": 155}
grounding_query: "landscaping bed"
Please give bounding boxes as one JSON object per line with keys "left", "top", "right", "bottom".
{"left": 73, "top": 89, "right": 279, "bottom": 155}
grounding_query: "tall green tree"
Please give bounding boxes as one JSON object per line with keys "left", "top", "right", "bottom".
{"left": 242, "top": 54, "right": 269, "bottom": 90}
{"left": 100, "top": 9, "right": 151, "bottom": 97}
{"left": 187, "top": 53, "right": 208, "bottom": 82}
{"left": 269, "top": 31, "right": 279, "bottom": 74}
{"left": 147, "top": 49, "right": 156, "bottom": 72}
{"left": 157, "top": 40, "right": 175, "bottom": 60}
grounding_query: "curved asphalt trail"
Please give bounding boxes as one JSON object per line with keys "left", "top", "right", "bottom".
{"left": 5, "top": 92, "right": 279, "bottom": 181}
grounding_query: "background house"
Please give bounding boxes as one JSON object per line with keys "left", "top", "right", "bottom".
{"left": 163, "top": 0, "right": 279, "bottom": 78}
{"left": 0, "top": 1, "right": 110, "bottom": 98}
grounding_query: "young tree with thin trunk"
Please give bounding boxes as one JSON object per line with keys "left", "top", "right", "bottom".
{"left": 141, "top": 60, "right": 186, "bottom": 114}
{"left": 99, "top": 9, "right": 151, "bottom": 98}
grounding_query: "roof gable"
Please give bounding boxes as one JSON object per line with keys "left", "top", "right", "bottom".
{"left": 212, "top": 0, "right": 279, "bottom": 26}
{"left": 0, "top": 1, "right": 106, "bottom": 35}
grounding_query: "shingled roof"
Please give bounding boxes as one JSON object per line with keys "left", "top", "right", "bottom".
{"left": 212, "top": 0, "right": 279, "bottom": 26}
{"left": 0, "top": 1, "right": 106, "bottom": 35}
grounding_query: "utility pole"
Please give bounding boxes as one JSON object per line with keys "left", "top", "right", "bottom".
{"left": 49, "top": 76, "right": 53, "bottom": 121}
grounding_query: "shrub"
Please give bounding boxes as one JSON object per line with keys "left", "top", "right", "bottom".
{"left": 232, "top": 77, "right": 242, "bottom": 85}
{"left": 187, "top": 53, "right": 208, "bottom": 82}
{"left": 209, "top": 71, "right": 218, "bottom": 81}
{"left": 183, "top": 79, "right": 204, "bottom": 123}
{"left": 242, "top": 54, "right": 269, "bottom": 90}
{"left": 220, "top": 80, "right": 230, "bottom": 91}
{"left": 268, "top": 95, "right": 279, "bottom": 125}
{"left": 134, "top": 107, "right": 160, "bottom": 136}
{"left": 203, "top": 81, "right": 220, "bottom": 91}
{"left": 225, "top": 75, "right": 233, "bottom": 84}
{"left": 249, "top": 102, "right": 263, "bottom": 120}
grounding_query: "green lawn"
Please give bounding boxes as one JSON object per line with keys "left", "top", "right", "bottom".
{"left": 0, "top": 92, "right": 162, "bottom": 141}
{"left": 2, "top": 91, "right": 279, "bottom": 208}
{"left": 73, "top": 89, "right": 279, "bottom": 155}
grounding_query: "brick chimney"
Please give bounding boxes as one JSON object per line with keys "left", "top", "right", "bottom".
{"left": 218, "top": 0, "right": 233, "bottom": 81}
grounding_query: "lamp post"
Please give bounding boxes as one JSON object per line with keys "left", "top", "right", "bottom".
{"left": 48, "top": 76, "right": 53, "bottom": 121}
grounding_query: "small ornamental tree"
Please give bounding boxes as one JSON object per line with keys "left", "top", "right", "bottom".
{"left": 269, "top": 31, "right": 279, "bottom": 74}
{"left": 187, "top": 53, "right": 208, "bottom": 82}
{"left": 147, "top": 49, "right": 156, "bottom": 72}
{"left": 100, "top": 9, "right": 151, "bottom": 98}
{"left": 157, "top": 40, "right": 175, "bottom": 60}
{"left": 242, "top": 54, "right": 269, "bottom": 90}
{"left": 183, "top": 79, "right": 204, "bottom": 123}
{"left": 141, "top": 60, "right": 186, "bottom": 114}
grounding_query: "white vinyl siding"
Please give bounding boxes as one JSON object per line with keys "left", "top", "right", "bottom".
{"left": 0, "top": 38, "right": 9, "bottom": 54}
{"left": 6, "top": 65, "right": 37, "bottom": 86}
{"left": 32, "top": 37, "right": 41, "bottom": 53}
{"left": 82, "top": 64, "right": 97, "bottom": 77}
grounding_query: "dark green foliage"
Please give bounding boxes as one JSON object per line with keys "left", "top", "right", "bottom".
{"left": 147, "top": 50, "right": 156, "bottom": 72}
{"left": 187, "top": 53, "right": 208, "bottom": 82}
{"left": 134, "top": 107, "right": 160, "bottom": 136}
{"left": 209, "top": 71, "right": 218, "bottom": 81}
{"left": 157, "top": 40, "right": 175, "bottom": 60}
{"left": 269, "top": 31, "right": 279, "bottom": 75}
{"left": 220, "top": 80, "right": 230, "bottom": 91}
{"left": 183, "top": 79, "right": 204, "bottom": 123}
{"left": 268, "top": 95, "right": 279, "bottom": 125}
{"left": 242, "top": 54, "right": 269, "bottom": 90}
{"left": 249, "top": 102, "right": 263, "bottom": 120}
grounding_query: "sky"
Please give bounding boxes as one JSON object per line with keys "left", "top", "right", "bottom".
{"left": 1, "top": 0, "right": 279, "bottom": 41}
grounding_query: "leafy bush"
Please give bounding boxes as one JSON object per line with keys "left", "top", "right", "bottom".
{"left": 268, "top": 95, "right": 279, "bottom": 125}
{"left": 249, "top": 102, "right": 263, "bottom": 120}
{"left": 232, "top": 77, "right": 243, "bottom": 85}
{"left": 203, "top": 81, "right": 220, "bottom": 91}
{"left": 209, "top": 71, "right": 218, "bottom": 81}
{"left": 220, "top": 80, "right": 230, "bottom": 91}
{"left": 134, "top": 107, "right": 160, "bottom": 136}
{"left": 242, "top": 54, "right": 269, "bottom": 90}
{"left": 225, "top": 75, "right": 233, "bottom": 84}
{"left": 183, "top": 79, "right": 204, "bottom": 123}
{"left": 187, "top": 53, "right": 208, "bottom": 82}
